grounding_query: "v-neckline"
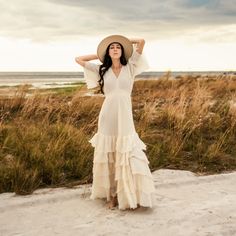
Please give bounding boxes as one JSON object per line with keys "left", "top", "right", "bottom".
{"left": 111, "top": 66, "right": 123, "bottom": 79}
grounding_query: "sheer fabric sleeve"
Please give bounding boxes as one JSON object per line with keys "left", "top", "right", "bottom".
{"left": 128, "top": 50, "right": 149, "bottom": 77}
{"left": 83, "top": 62, "right": 100, "bottom": 89}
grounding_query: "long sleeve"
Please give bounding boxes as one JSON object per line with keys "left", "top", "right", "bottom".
{"left": 83, "top": 62, "right": 100, "bottom": 89}
{"left": 128, "top": 50, "right": 149, "bottom": 78}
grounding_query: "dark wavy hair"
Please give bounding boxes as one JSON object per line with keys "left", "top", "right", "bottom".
{"left": 98, "top": 42, "right": 128, "bottom": 94}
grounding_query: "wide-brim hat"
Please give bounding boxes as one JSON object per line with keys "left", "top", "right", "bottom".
{"left": 97, "top": 34, "right": 133, "bottom": 63}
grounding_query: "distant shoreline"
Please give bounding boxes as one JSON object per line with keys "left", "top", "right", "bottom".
{"left": 0, "top": 71, "right": 235, "bottom": 87}
{"left": 0, "top": 70, "right": 235, "bottom": 75}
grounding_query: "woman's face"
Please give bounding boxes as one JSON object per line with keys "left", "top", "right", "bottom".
{"left": 109, "top": 43, "right": 122, "bottom": 60}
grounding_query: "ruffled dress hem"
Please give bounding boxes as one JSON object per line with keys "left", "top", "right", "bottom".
{"left": 88, "top": 132, "right": 156, "bottom": 210}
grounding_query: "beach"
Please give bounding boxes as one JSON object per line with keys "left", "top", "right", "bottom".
{"left": 1, "top": 0, "right": 236, "bottom": 234}
{"left": 0, "top": 169, "right": 236, "bottom": 236}
{"left": 1, "top": 73, "right": 236, "bottom": 236}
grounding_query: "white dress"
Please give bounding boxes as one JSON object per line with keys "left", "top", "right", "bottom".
{"left": 83, "top": 50, "right": 156, "bottom": 210}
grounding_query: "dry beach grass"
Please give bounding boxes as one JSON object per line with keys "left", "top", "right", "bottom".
{"left": 1, "top": 72, "right": 236, "bottom": 195}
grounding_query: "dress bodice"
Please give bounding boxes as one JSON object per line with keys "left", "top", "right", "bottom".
{"left": 83, "top": 50, "right": 149, "bottom": 96}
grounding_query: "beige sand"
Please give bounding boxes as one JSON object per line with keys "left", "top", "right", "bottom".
{"left": 0, "top": 169, "right": 236, "bottom": 236}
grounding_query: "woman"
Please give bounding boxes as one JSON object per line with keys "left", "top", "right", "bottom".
{"left": 75, "top": 35, "right": 156, "bottom": 210}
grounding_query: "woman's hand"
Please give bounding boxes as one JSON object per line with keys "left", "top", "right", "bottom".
{"left": 129, "top": 38, "right": 145, "bottom": 54}
{"left": 75, "top": 54, "right": 98, "bottom": 67}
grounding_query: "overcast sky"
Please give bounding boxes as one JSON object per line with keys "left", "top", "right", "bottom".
{"left": 0, "top": 0, "right": 235, "bottom": 71}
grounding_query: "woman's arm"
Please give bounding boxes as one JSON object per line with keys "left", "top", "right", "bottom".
{"left": 75, "top": 54, "right": 98, "bottom": 67}
{"left": 129, "top": 38, "right": 145, "bottom": 54}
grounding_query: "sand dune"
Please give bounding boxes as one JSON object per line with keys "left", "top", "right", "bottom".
{"left": 0, "top": 169, "right": 236, "bottom": 236}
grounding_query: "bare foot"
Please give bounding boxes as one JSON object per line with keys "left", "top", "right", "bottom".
{"left": 106, "top": 196, "right": 118, "bottom": 209}
{"left": 129, "top": 204, "right": 141, "bottom": 211}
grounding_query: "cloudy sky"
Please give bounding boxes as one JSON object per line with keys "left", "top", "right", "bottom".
{"left": 0, "top": 0, "right": 235, "bottom": 71}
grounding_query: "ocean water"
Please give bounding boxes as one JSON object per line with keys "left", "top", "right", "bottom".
{"left": 0, "top": 72, "right": 85, "bottom": 89}
{"left": 0, "top": 71, "right": 234, "bottom": 89}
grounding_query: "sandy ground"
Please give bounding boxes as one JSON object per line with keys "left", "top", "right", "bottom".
{"left": 0, "top": 169, "right": 236, "bottom": 236}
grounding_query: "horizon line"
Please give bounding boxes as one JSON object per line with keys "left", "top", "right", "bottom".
{"left": 0, "top": 70, "right": 235, "bottom": 73}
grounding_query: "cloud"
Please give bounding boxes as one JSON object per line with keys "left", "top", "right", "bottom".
{"left": 0, "top": 0, "right": 235, "bottom": 42}
{"left": 183, "top": 0, "right": 218, "bottom": 8}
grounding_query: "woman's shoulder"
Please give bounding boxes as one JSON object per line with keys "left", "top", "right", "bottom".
{"left": 126, "top": 50, "right": 149, "bottom": 76}
{"left": 84, "top": 61, "right": 101, "bottom": 72}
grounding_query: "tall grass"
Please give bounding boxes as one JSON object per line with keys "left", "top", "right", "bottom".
{"left": 1, "top": 74, "right": 236, "bottom": 194}
{"left": 134, "top": 74, "right": 236, "bottom": 173}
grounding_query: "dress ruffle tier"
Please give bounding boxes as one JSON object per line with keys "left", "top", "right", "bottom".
{"left": 89, "top": 132, "right": 156, "bottom": 210}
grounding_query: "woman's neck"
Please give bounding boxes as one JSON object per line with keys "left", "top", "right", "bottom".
{"left": 111, "top": 59, "right": 122, "bottom": 69}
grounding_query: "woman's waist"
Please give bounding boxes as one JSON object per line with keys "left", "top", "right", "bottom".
{"left": 105, "top": 89, "right": 131, "bottom": 98}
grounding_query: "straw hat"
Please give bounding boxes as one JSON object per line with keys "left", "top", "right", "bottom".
{"left": 97, "top": 35, "right": 133, "bottom": 63}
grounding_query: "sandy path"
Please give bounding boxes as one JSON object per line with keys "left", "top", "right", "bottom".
{"left": 0, "top": 169, "right": 236, "bottom": 236}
